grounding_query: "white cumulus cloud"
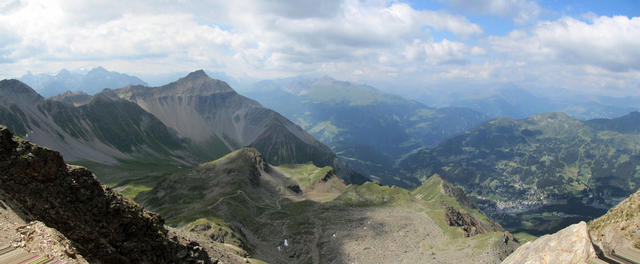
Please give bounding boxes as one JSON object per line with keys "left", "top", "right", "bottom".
{"left": 0, "top": 0, "right": 485, "bottom": 79}
{"left": 490, "top": 15, "right": 640, "bottom": 72}
{"left": 404, "top": 39, "right": 483, "bottom": 65}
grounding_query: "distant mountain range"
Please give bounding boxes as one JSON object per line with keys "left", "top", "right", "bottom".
{"left": 420, "top": 86, "right": 639, "bottom": 120}
{"left": 245, "top": 76, "right": 488, "bottom": 186}
{"left": 398, "top": 111, "right": 640, "bottom": 234}
{"left": 0, "top": 71, "right": 365, "bottom": 186}
{"left": 19, "top": 66, "right": 147, "bottom": 97}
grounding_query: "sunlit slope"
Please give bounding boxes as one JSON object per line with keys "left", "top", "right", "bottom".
{"left": 137, "top": 149, "right": 519, "bottom": 264}
{"left": 245, "top": 76, "right": 487, "bottom": 186}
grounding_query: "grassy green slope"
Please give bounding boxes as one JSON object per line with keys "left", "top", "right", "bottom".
{"left": 276, "top": 163, "right": 334, "bottom": 189}
{"left": 137, "top": 150, "right": 518, "bottom": 263}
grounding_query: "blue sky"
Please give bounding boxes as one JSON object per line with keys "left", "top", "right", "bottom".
{"left": 0, "top": 0, "right": 639, "bottom": 97}
{"left": 409, "top": 0, "right": 640, "bottom": 51}
{"left": 411, "top": 0, "right": 640, "bottom": 33}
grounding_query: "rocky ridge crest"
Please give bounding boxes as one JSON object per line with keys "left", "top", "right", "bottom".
{"left": 0, "top": 126, "right": 212, "bottom": 263}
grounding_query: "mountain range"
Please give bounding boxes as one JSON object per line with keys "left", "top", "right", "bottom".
{"left": 5, "top": 123, "right": 640, "bottom": 263}
{"left": 20, "top": 66, "right": 147, "bottom": 97}
{"left": 419, "top": 86, "right": 640, "bottom": 120}
{"left": 1, "top": 126, "right": 524, "bottom": 263}
{"left": 0, "top": 71, "right": 365, "bottom": 188}
{"left": 398, "top": 111, "right": 640, "bottom": 235}
{"left": 245, "top": 76, "right": 488, "bottom": 186}
{"left": 3, "top": 67, "right": 640, "bottom": 262}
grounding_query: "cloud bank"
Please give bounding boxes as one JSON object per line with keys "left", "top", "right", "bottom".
{"left": 0, "top": 0, "right": 638, "bottom": 97}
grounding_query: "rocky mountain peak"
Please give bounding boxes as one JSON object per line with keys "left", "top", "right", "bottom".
{"left": 184, "top": 69, "right": 209, "bottom": 80}
{"left": 0, "top": 79, "right": 43, "bottom": 103}
{"left": 202, "top": 147, "right": 269, "bottom": 174}
{"left": 159, "top": 70, "right": 235, "bottom": 96}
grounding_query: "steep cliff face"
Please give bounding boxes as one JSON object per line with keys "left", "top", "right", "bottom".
{"left": 0, "top": 126, "right": 211, "bottom": 263}
{"left": 442, "top": 201, "right": 501, "bottom": 237}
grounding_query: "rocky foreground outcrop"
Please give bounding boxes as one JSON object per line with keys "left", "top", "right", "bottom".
{"left": 589, "top": 187, "right": 640, "bottom": 257}
{"left": 0, "top": 126, "right": 211, "bottom": 263}
{"left": 502, "top": 221, "right": 597, "bottom": 264}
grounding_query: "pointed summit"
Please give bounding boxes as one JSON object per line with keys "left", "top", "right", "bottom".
{"left": 184, "top": 69, "right": 210, "bottom": 80}
{"left": 160, "top": 69, "right": 235, "bottom": 96}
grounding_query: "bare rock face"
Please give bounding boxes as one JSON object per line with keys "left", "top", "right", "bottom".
{"left": 502, "top": 221, "right": 597, "bottom": 264}
{"left": 442, "top": 200, "right": 502, "bottom": 237}
{"left": 0, "top": 126, "right": 211, "bottom": 263}
{"left": 436, "top": 175, "right": 503, "bottom": 237}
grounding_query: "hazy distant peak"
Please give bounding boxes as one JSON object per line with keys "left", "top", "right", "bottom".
{"left": 19, "top": 67, "right": 147, "bottom": 97}
{"left": 57, "top": 69, "right": 72, "bottom": 77}
{"left": 585, "top": 110, "right": 640, "bottom": 134}
{"left": 88, "top": 66, "right": 108, "bottom": 74}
